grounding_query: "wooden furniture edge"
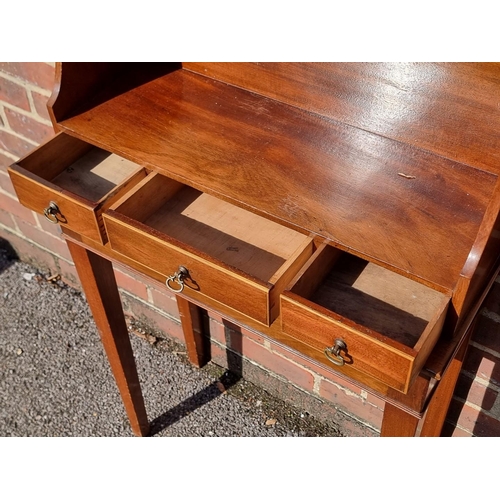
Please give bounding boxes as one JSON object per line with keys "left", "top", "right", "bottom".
{"left": 61, "top": 227, "right": 477, "bottom": 419}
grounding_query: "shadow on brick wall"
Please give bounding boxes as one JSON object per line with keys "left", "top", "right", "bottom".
{"left": 442, "top": 289, "right": 500, "bottom": 437}
{"left": 446, "top": 346, "right": 500, "bottom": 437}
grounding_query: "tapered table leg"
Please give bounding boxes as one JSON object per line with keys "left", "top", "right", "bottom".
{"left": 67, "top": 240, "right": 149, "bottom": 436}
{"left": 176, "top": 295, "right": 210, "bottom": 367}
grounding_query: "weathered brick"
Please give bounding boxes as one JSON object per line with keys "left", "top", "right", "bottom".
{"left": 319, "top": 377, "right": 384, "bottom": 430}
{"left": 317, "top": 369, "right": 364, "bottom": 399}
{"left": 234, "top": 323, "right": 267, "bottom": 345}
{"left": 238, "top": 337, "right": 315, "bottom": 391}
{"left": 209, "top": 341, "right": 227, "bottom": 365}
{"left": 4, "top": 108, "right": 54, "bottom": 144}
{"left": 0, "top": 151, "right": 14, "bottom": 169}
{"left": 224, "top": 326, "right": 246, "bottom": 356}
{"left": 16, "top": 219, "right": 72, "bottom": 261}
{"left": 270, "top": 340, "right": 362, "bottom": 395}
{"left": 441, "top": 421, "right": 472, "bottom": 437}
{"left": 0, "top": 170, "right": 16, "bottom": 197}
{"left": 212, "top": 325, "right": 260, "bottom": 362}
{"left": 471, "top": 313, "right": 500, "bottom": 354}
{"left": 0, "top": 76, "right": 30, "bottom": 110}
{"left": 0, "top": 207, "right": 16, "bottom": 230}
{"left": 454, "top": 372, "right": 500, "bottom": 412}
{"left": 0, "top": 191, "right": 36, "bottom": 225}
{"left": 208, "top": 316, "right": 226, "bottom": 344}
{"left": 210, "top": 340, "right": 377, "bottom": 436}
{"left": 120, "top": 294, "right": 184, "bottom": 342}
{"left": 445, "top": 398, "right": 500, "bottom": 437}
{"left": 205, "top": 311, "right": 270, "bottom": 349}
{"left": 109, "top": 262, "right": 166, "bottom": 293}
{"left": 35, "top": 212, "right": 62, "bottom": 237}
{"left": 0, "top": 63, "right": 54, "bottom": 90}
{"left": 149, "top": 286, "right": 181, "bottom": 319}
{"left": 114, "top": 267, "right": 149, "bottom": 302}
{"left": 0, "top": 129, "right": 35, "bottom": 158}
{"left": 31, "top": 91, "right": 52, "bottom": 121}
{"left": 114, "top": 263, "right": 166, "bottom": 297}
{"left": 207, "top": 310, "right": 224, "bottom": 324}
{"left": 463, "top": 345, "right": 500, "bottom": 386}
{"left": 207, "top": 314, "right": 267, "bottom": 348}
{"left": 365, "top": 391, "right": 385, "bottom": 408}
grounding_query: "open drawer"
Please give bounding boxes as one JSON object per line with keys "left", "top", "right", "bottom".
{"left": 281, "top": 241, "right": 451, "bottom": 393}
{"left": 103, "top": 172, "right": 314, "bottom": 325}
{"left": 8, "top": 133, "right": 147, "bottom": 243}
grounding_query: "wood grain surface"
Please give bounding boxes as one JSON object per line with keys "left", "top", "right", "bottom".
{"left": 26, "top": 62, "right": 500, "bottom": 434}
{"left": 184, "top": 63, "right": 500, "bottom": 175}
{"left": 66, "top": 240, "right": 149, "bottom": 436}
{"left": 58, "top": 68, "right": 498, "bottom": 292}
{"left": 52, "top": 149, "right": 141, "bottom": 202}
{"left": 62, "top": 226, "right": 490, "bottom": 412}
{"left": 8, "top": 132, "right": 146, "bottom": 243}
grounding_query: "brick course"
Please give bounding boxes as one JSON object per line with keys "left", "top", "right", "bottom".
{"left": 4, "top": 107, "right": 54, "bottom": 143}
{"left": 31, "top": 91, "right": 52, "bottom": 121}
{"left": 319, "top": 377, "right": 384, "bottom": 430}
{"left": 148, "top": 286, "right": 181, "bottom": 320}
{"left": 0, "top": 169, "right": 17, "bottom": 197}
{"left": 463, "top": 345, "right": 500, "bottom": 386}
{"left": 471, "top": 312, "right": 500, "bottom": 354}
{"left": 114, "top": 266, "right": 150, "bottom": 303}
{"left": 1, "top": 62, "right": 500, "bottom": 436}
{"left": 0, "top": 128, "right": 36, "bottom": 157}
{"left": 445, "top": 398, "right": 500, "bottom": 437}
{"left": 0, "top": 63, "right": 55, "bottom": 89}
{"left": 453, "top": 372, "right": 499, "bottom": 412}
{"left": 0, "top": 75, "right": 30, "bottom": 111}
{"left": 0, "top": 191, "right": 37, "bottom": 225}
{"left": 0, "top": 151, "right": 13, "bottom": 168}
{"left": 0, "top": 207, "right": 16, "bottom": 230}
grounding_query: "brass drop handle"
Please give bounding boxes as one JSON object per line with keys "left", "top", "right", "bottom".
{"left": 324, "top": 339, "right": 347, "bottom": 366}
{"left": 165, "top": 266, "right": 189, "bottom": 293}
{"left": 43, "top": 201, "right": 61, "bottom": 224}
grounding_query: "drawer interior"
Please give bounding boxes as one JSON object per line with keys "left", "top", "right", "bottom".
{"left": 288, "top": 244, "right": 450, "bottom": 348}
{"left": 19, "top": 134, "right": 145, "bottom": 204}
{"left": 111, "top": 172, "right": 313, "bottom": 284}
{"left": 52, "top": 149, "right": 142, "bottom": 202}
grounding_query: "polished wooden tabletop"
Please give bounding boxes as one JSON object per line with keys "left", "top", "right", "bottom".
{"left": 184, "top": 63, "right": 500, "bottom": 175}
{"left": 57, "top": 63, "right": 500, "bottom": 293}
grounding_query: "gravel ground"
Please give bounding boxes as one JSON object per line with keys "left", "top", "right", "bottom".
{"left": 0, "top": 242, "right": 343, "bottom": 437}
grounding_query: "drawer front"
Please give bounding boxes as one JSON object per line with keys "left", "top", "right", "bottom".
{"left": 281, "top": 296, "right": 415, "bottom": 392}
{"left": 9, "top": 167, "right": 102, "bottom": 241}
{"left": 8, "top": 133, "right": 146, "bottom": 244}
{"left": 104, "top": 214, "right": 272, "bottom": 325}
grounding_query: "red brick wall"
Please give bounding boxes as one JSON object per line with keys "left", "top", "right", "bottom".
{"left": 0, "top": 62, "right": 499, "bottom": 436}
